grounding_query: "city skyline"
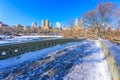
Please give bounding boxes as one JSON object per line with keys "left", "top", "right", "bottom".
{"left": 0, "top": 0, "right": 119, "bottom": 27}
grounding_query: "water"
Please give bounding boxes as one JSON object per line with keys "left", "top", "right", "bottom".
{"left": 0, "top": 36, "right": 62, "bottom": 46}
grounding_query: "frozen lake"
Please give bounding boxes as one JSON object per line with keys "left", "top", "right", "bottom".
{"left": 0, "top": 35, "right": 62, "bottom": 46}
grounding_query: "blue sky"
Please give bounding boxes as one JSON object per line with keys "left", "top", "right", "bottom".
{"left": 0, "top": 0, "right": 119, "bottom": 27}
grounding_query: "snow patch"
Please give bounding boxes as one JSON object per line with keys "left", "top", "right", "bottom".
{"left": 0, "top": 41, "right": 79, "bottom": 70}
{"left": 103, "top": 40, "right": 120, "bottom": 67}
{"left": 64, "top": 40, "right": 111, "bottom": 80}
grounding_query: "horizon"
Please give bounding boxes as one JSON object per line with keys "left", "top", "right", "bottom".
{"left": 0, "top": 0, "right": 119, "bottom": 27}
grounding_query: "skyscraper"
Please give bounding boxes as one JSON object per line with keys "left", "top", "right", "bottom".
{"left": 75, "top": 18, "right": 78, "bottom": 26}
{"left": 50, "top": 22, "right": 52, "bottom": 28}
{"left": 0, "top": 21, "right": 3, "bottom": 27}
{"left": 80, "top": 17, "right": 83, "bottom": 29}
{"left": 32, "top": 22, "right": 37, "bottom": 28}
{"left": 74, "top": 18, "right": 79, "bottom": 31}
{"left": 56, "top": 22, "right": 61, "bottom": 29}
{"left": 45, "top": 20, "right": 49, "bottom": 27}
{"left": 41, "top": 19, "right": 51, "bottom": 30}
{"left": 42, "top": 20, "right": 45, "bottom": 27}
{"left": 41, "top": 19, "right": 52, "bottom": 30}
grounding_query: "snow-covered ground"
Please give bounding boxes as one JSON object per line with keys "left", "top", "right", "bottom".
{"left": 0, "top": 41, "right": 78, "bottom": 70}
{"left": 103, "top": 40, "right": 120, "bottom": 68}
{"left": 64, "top": 40, "right": 111, "bottom": 80}
{"left": 0, "top": 35, "right": 11, "bottom": 39}
{"left": 0, "top": 35, "right": 62, "bottom": 45}
{"left": 0, "top": 40, "right": 111, "bottom": 80}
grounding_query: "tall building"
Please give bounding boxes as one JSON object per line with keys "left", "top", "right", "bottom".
{"left": 0, "top": 21, "right": 3, "bottom": 27}
{"left": 42, "top": 20, "right": 45, "bottom": 27}
{"left": 74, "top": 17, "right": 84, "bottom": 31}
{"left": 32, "top": 22, "right": 37, "bottom": 28}
{"left": 80, "top": 17, "right": 83, "bottom": 29}
{"left": 41, "top": 19, "right": 51, "bottom": 30}
{"left": 74, "top": 18, "right": 79, "bottom": 31}
{"left": 75, "top": 18, "right": 79, "bottom": 26}
{"left": 0, "top": 21, "right": 9, "bottom": 27}
{"left": 45, "top": 20, "right": 49, "bottom": 27}
{"left": 56, "top": 22, "right": 61, "bottom": 29}
{"left": 50, "top": 22, "right": 52, "bottom": 28}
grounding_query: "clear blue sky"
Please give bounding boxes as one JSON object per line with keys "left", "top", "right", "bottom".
{"left": 0, "top": 0, "right": 119, "bottom": 27}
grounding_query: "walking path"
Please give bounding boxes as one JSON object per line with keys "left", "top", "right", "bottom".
{"left": 0, "top": 40, "right": 111, "bottom": 80}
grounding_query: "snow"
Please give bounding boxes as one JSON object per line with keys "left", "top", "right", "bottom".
{"left": 0, "top": 35, "right": 62, "bottom": 45}
{"left": 0, "top": 35, "right": 11, "bottom": 39}
{"left": 0, "top": 41, "right": 78, "bottom": 70}
{"left": 1, "top": 52, "right": 6, "bottom": 56}
{"left": 64, "top": 40, "right": 111, "bottom": 80}
{"left": 103, "top": 40, "right": 120, "bottom": 68}
{"left": 0, "top": 40, "right": 111, "bottom": 80}
{"left": 13, "top": 35, "right": 62, "bottom": 38}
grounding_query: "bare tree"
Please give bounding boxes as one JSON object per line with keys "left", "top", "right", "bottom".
{"left": 97, "top": 2, "right": 116, "bottom": 28}
{"left": 82, "top": 2, "right": 118, "bottom": 38}
{"left": 83, "top": 2, "right": 117, "bottom": 28}
{"left": 83, "top": 10, "right": 98, "bottom": 28}
{"left": 113, "top": 8, "right": 120, "bottom": 28}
